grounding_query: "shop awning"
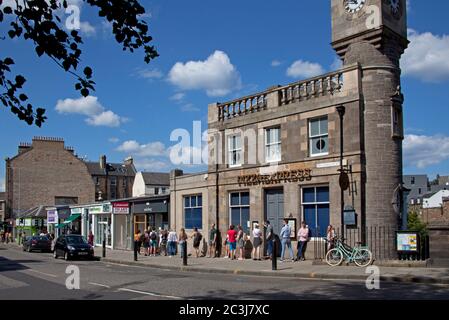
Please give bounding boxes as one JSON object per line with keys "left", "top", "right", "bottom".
{"left": 63, "top": 214, "right": 81, "bottom": 224}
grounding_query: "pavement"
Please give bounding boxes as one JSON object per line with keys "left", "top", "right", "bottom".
{"left": 99, "top": 248, "right": 449, "bottom": 285}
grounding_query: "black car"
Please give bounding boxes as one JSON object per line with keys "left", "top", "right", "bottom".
{"left": 23, "top": 236, "right": 52, "bottom": 253}
{"left": 53, "top": 235, "right": 95, "bottom": 260}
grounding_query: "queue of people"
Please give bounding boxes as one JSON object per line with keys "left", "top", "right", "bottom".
{"left": 130, "top": 222, "right": 337, "bottom": 261}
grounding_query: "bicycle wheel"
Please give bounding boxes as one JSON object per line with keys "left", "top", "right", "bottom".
{"left": 325, "top": 248, "right": 343, "bottom": 267}
{"left": 354, "top": 249, "right": 373, "bottom": 267}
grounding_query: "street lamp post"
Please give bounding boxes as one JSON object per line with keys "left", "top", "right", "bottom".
{"left": 336, "top": 105, "right": 346, "bottom": 240}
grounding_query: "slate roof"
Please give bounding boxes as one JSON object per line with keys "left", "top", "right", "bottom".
{"left": 141, "top": 172, "right": 170, "bottom": 186}
{"left": 86, "top": 162, "right": 136, "bottom": 177}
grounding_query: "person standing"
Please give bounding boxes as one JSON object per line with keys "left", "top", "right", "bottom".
{"left": 178, "top": 228, "right": 188, "bottom": 258}
{"left": 326, "top": 225, "right": 336, "bottom": 252}
{"left": 296, "top": 221, "right": 310, "bottom": 261}
{"left": 143, "top": 229, "right": 150, "bottom": 256}
{"left": 252, "top": 224, "right": 263, "bottom": 261}
{"left": 191, "top": 227, "right": 202, "bottom": 258}
{"left": 208, "top": 224, "right": 217, "bottom": 258}
{"left": 167, "top": 229, "right": 178, "bottom": 257}
{"left": 149, "top": 228, "right": 158, "bottom": 257}
{"left": 264, "top": 221, "right": 274, "bottom": 260}
{"left": 88, "top": 231, "right": 94, "bottom": 246}
{"left": 227, "top": 225, "right": 238, "bottom": 260}
{"left": 236, "top": 225, "right": 245, "bottom": 260}
{"left": 160, "top": 229, "right": 168, "bottom": 256}
{"left": 134, "top": 230, "right": 142, "bottom": 255}
{"left": 280, "top": 219, "right": 294, "bottom": 262}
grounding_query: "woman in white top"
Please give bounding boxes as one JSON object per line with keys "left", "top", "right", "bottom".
{"left": 167, "top": 229, "right": 178, "bottom": 257}
{"left": 326, "top": 225, "right": 336, "bottom": 251}
{"left": 252, "top": 224, "right": 263, "bottom": 261}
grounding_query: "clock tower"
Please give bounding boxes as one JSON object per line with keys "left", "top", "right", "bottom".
{"left": 331, "top": 0, "right": 409, "bottom": 235}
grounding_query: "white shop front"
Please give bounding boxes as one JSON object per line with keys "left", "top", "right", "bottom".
{"left": 89, "top": 203, "right": 113, "bottom": 249}
{"left": 112, "top": 202, "right": 132, "bottom": 250}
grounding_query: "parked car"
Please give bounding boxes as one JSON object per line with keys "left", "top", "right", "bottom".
{"left": 22, "top": 236, "right": 52, "bottom": 253}
{"left": 53, "top": 235, "right": 95, "bottom": 261}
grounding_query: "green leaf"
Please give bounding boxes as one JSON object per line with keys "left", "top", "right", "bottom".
{"left": 19, "top": 94, "right": 28, "bottom": 101}
{"left": 83, "top": 67, "right": 93, "bottom": 79}
{"left": 35, "top": 46, "right": 45, "bottom": 57}
{"left": 3, "top": 6, "right": 13, "bottom": 14}
{"left": 81, "top": 88, "right": 89, "bottom": 97}
{"left": 3, "top": 57, "right": 14, "bottom": 65}
{"left": 75, "top": 83, "right": 82, "bottom": 90}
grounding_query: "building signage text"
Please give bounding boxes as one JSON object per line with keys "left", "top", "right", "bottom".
{"left": 238, "top": 169, "right": 312, "bottom": 186}
{"left": 113, "top": 202, "right": 130, "bottom": 214}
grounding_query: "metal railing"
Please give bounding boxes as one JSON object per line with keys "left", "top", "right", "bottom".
{"left": 313, "top": 226, "right": 430, "bottom": 262}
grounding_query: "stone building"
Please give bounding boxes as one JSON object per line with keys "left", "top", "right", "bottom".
{"left": 132, "top": 172, "right": 170, "bottom": 197}
{"left": 421, "top": 198, "right": 449, "bottom": 225}
{"left": 5, "top": 137, "right": 96, "bottom": 219}
{"left": 0, "top": 192, "right": 5, "bottom": 224}
{"left": 170, "top": 0, "right": 408, "bottom": 257}
{"left": 86, "top": 156, "right": 136, "bottom": 201}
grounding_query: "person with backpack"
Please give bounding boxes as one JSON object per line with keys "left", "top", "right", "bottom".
{"left": 191, "top": 227, "right": 202, "bottom": 258}
{"left": 296, "top": 221, "right": 310, "bottom": 261}
{"left": 149, "top": 228, "right": 158, "bottom": 257}
{"left": 143, "top": 229, "right": 150, "bottom": 256}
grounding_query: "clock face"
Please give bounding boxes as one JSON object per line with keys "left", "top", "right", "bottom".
{"left": 344, "top": 0, "right": 366, "bottom": 13}
{"left": 389, "top": 0, "right": 403, "bottom": 19}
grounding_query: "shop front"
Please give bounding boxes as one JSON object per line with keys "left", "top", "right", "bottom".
{"left": 112, "top": 202, "right": 132, "bottom": 250}
{"left": 131, "top": 196, "right": 169, "bottom": 234}
{"left": 89, "top": 203, "right": 113, "bottom": 249}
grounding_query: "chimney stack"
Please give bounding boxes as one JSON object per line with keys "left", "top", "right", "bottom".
{"left": 99, "top": 155, "right": 107, "bottom": 170}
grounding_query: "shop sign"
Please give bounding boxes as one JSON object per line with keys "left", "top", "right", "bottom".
{"left": 47, "top": 210, "right": 58, "bottom": 224}
{"left": 238, "top": 169, "right": 312, "bottom": 187}
{"left": 133, "top": 201, "right": 167, "bottom": 214}
{"left": 113, "top": 202, "right": 129, "bottom": 214}
{"left": 89, "top": 204, "right": 112, "bottom": 214}
{"left": 71, "top": 208, "right": 83, "bottom": 215}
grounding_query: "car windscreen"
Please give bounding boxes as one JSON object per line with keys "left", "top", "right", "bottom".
{"left": 66, "top": 236, "right": 87, "bottom": 245}
{"left": 37, "top": 236, "right": 50, "bottom": 241}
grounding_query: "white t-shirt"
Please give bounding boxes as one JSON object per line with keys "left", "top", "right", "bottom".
{"left": 253, "top": 228, "right": 262, "bottom": 238}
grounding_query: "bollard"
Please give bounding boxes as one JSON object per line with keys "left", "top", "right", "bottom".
{"left": 272, "top": 238, "right": 277, "bottom": 271}
{"left": 183, "top": 241, "right": 187, "bottom": 266}
{"left": 134, "top": 241, "right": 138, "bottom": 261}
{"left": 102, "top": 239, "right": 106, "bottom": 258}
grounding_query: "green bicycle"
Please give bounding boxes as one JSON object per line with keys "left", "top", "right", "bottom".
{"left": 325, "top": 237, "right": 373, "bottom": 267}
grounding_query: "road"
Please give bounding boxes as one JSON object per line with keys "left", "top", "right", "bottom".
{"left": 1, "top": 245, "right": 449, "bottom": 300}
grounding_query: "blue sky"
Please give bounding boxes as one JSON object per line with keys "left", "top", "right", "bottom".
{"left": 1, "top": 0, "right": 449, "bottom": 191}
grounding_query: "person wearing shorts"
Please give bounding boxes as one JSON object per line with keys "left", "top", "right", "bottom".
{"left": 227, "top": 225, "right": 238, "bottom": 260}
{"left": 252, "top": 224, "right": 263, "bottom": 260}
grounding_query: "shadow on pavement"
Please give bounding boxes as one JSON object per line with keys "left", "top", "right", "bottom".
{"left": 0, "top": 256, "right": 43, "bottom": 273}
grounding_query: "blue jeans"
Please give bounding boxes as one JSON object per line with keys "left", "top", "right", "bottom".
{"left": 266, "top": 239, "right": 273, "bottom": 257}
{"left": 179, "top": 241, "right": 185, "bottom": 258}
{"left": 168, "top": 241, "right": 176, "bottom": 256}
{"left": 281, "top": 239, "right": 293, "bottom": 260}
{"left": 297, "top": 241, "right": 306, "bottom": 259}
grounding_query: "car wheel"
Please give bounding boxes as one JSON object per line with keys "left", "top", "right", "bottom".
{"left": 27, "top": 246, "right": 32, "bottom": 253}
{"left": 53, "top": 250, "right": 58, "bottom": 259}
{"left": 64, "top": 251, "right": 70, "bottom": 261}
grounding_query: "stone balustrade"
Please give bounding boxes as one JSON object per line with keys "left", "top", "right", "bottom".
{"left": 217, "top": 69, "right": 345, "bottom": 122}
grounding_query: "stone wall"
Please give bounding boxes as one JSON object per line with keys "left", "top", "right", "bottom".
{"left": 6, "top": 138, "right": 95, "bottom": 216}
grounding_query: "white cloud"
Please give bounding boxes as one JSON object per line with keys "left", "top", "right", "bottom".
{"left": 79, "top": 21, "right": 96, "bottom": 36}
{"left": 402, "top": 29, "right": 449, "bottom": 82}
{"left": 55, "top": 96, "right": 126, "bottom": 127}
{"left": 86, "top": 111, "right": 125, "bottom": 127}
{"left": 170, "top": 93, "right": 185, "bottom": 102}
{"left": 108, "top": 137, "right": 119, "bottom": 143}
{"left": 116, "top": 140, "right": 167, "bottom": 157}
{"left": 181, "top": 104, "right": 200, "bottom": 112}
{"left": 134, "top": 159, "right": 169, "bottom": 171}
{"left": 286, "top": 60, "right": 325, "bottom": 79}
{"left": 404, "top": 134, "right": 449, "bottom": 169}
{"left": 330, "top": 57, "right": 343, "bottom": 70}
{"left": 56, "top": 96, "right": 103, "bottom": 116}
{"left": 271, "top": 60, "right": 282, "bottom": 67}
{"left": 136, "top": 68, "right": 164, "bottom": 79}
{"left": 0, "top": 177, "right": 5, "bottom": 192}
{"left": 168, "top": 50, "right": 242, "bottom": 97}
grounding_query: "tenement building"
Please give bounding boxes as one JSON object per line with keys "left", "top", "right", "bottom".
{"left": 171, "top": 0, "right": 408, "bottom": 256}
{"left": 5, "top": 137, "right": 96, "bottom": 218}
